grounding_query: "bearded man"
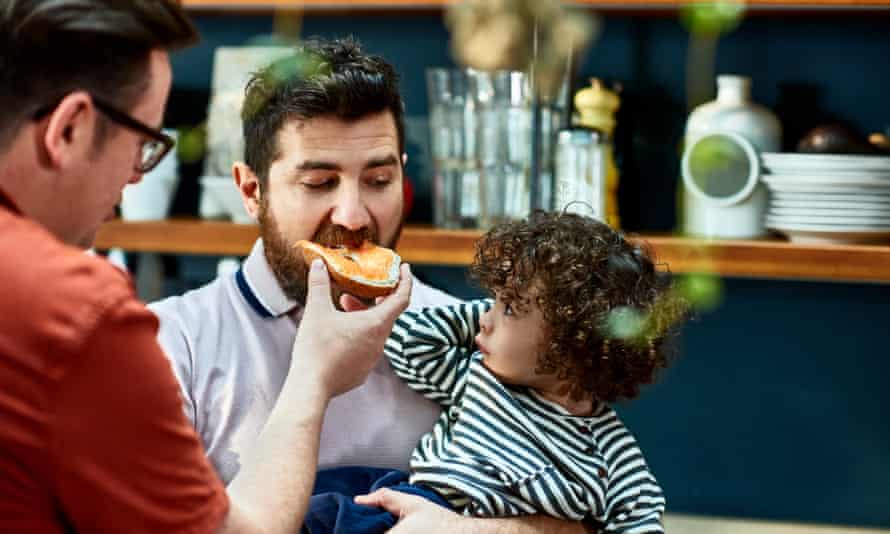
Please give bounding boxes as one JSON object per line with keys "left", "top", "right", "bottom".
{"left": 153, "top": 37, "right": 589, "bottom": 534}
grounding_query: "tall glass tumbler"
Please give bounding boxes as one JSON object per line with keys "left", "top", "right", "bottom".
{"left": 533, "top": 80, "right": 570, "bottom": 212}
{"left": 472, "top": 70, "right": 532, "bottom": 230}
{"left": 426, "top": 68, "right": 479, "bottom": 229}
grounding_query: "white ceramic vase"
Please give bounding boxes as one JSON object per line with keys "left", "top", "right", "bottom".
{"left": 685, "top": 75, "right": 781, "bottom": 152}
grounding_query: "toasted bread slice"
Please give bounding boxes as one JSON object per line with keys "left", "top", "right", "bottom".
{"left": 295, "top": 240, "right": 401, "bottom": 299}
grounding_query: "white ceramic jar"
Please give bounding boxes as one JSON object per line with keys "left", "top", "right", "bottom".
{"left": 682, "top": 75, "right": 782, "bottom": 239}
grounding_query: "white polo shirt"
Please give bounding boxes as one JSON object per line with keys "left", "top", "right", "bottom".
{"left": 150, "top": 239, "right": 460, "bottom": 485}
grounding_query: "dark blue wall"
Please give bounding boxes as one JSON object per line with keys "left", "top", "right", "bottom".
{"left": 164, "top": 11, "right": 890, "bottom": 527}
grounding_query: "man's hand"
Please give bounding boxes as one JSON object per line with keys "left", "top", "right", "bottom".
{"left": 222, "top": 260, "right": 412, "bottom": 534}
{"left": 355, "top": 489, "right": 472, "bottom": 533}
{"left": 291, "top": 259, "right": 413, "bottom": 398}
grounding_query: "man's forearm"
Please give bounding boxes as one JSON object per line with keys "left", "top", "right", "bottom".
{"left": 224, "top": 378, "right": 329, "bottom": 533}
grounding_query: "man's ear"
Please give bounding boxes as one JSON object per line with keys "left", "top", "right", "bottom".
{"left": 41, "top": 91, "right": 95, "bottom": 169}
{"left": 233, "top": 162, "right": 262, "bottom": 219}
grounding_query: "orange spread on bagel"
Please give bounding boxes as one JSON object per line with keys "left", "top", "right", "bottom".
{"left": 295, "top": 240, "right": 401, "bottom": 298}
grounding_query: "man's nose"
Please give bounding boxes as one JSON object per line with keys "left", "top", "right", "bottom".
{"left": 330, "top": 185, "right": 371, "bottom": 231}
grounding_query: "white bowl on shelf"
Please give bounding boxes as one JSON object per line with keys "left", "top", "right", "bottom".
{"left": 769, "top": 206, "right": 890, "bottom": 218}
{"left": 763, "top": 181, "right": 890, "bottom": 195}
{"left": 767, "top": 213, "right": 890, "bottom": 226}
{"left": 767, "top": 223, "right": 890, "bottom": 245}
{"left": 199, "top": 176, "right": 255, "bottom": 224}
{"left": 771, "top": 197, "right": 890, "bottom": 210}
{"left": 763, "top": 174, "right": 890, "bottom": 188}
{"left": 121, "top": 129, "right": 179, "bottom": 221}
{"left": 761, "top": 152, "right": 890, "bottom": 173}
{"left": 771, "top": 190, "right": 890, "bottom": 201}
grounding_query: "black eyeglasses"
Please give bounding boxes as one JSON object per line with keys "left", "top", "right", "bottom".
{"left": 32, "top": 94, "right": 175, "bottom": 173}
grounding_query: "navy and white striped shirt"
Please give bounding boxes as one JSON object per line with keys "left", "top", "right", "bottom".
{"left": 385, "top": 300, "right": 665, "bottom": 533}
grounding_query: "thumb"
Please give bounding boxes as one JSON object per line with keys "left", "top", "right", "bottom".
{"left": 305, "top": 259, "right": 334, "bottom": 312}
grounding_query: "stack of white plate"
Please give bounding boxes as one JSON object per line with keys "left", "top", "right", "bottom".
{"left": 760, "top": 153, "right": 890, "bottom": 244}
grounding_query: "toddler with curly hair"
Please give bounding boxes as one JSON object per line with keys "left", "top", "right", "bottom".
{"left": 303, "top": 211, "right": 688, "bottom": 534}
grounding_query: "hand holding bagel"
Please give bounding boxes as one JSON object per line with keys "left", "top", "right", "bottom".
{"left": 289, "top": 255, "right": 412, "bottom": 398}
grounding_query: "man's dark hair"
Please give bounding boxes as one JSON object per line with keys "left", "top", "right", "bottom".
{"left": 242, "top": 37, "right": 406, "bottom": 185}
{"left": 471, "top": 211, "right": 689, "bottom": 403}
{"left": 0, "top": 0, "right": 198, "bottom": 151}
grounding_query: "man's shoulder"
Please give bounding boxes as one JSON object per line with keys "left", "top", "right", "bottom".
{"left": 0, "top": 214, "right": 136, "bottom": 351}
{"left": 149, "top": 275, "right": 232, "bottom": 334}
{"left": 410, "top": 279, "right": 462, "bottom": 309}
{"left": 1, "top": 216, "right": 129, "bottom": 305}
{"left": 3, "top": 215, "right": 127, "bottom": 288}
{"left": 148, "top": 276, "right": 242, "bottom": 383}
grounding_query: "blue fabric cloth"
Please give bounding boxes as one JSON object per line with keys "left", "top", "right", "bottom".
{"left": 301, "top": 466, "right": 452, "bottom": 534}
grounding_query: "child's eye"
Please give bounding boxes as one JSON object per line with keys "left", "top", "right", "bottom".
{"left": 503, "top": 302, "right": 514, "bottom": 316}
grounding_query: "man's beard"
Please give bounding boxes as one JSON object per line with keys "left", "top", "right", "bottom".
{"left": 258, "top": 198, "right": 402, "bottom": 307}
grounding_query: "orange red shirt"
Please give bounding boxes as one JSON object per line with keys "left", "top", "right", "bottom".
{"left": 0, "top": 188, "right": 228, "bottom": 532}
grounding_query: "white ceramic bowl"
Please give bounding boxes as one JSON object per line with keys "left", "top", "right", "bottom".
{"left": 120, "top": 129, "right": 179, "bottom": 221}
{"left": 199, "top": 175, "right": 255, "bottom": 224}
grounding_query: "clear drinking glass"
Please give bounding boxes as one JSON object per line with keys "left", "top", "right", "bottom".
{"left": 428, "top": 67, "right": 568, "bottom": 229}
{"left": 535, "top": 82, "right": 570, "bottom": 212}
{"left": 471, "top": 69, "right": 533, "bottom": 230}
{"left": 426, "top": 68, "right": 478, "bottom": 229}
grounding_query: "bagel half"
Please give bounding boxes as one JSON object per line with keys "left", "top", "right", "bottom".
{"left": 295, "top": 240, "right": 401, "bottom": 299}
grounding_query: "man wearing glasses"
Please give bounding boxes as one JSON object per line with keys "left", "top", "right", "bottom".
{"left": 16, "top": 96, "right": 176, "bottom": 249}
{"left": 32, "top": 96, "right": 179, "bottom": 173}
{"left": 0, "top": 2, "right": 411, "bottom": 533}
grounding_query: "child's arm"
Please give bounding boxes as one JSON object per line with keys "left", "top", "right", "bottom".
{"left": 601, "top": 468, "right": 665, "bottom": 533}
{"left": 384, "top": 299, "right": 492, "bottom": 408}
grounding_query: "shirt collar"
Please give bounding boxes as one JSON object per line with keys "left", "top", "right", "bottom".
{"left": 236, "top": 239, "right": 300, "bottom": 319}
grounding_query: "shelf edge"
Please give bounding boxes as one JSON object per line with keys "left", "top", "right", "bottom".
{"left": 94, "top": 220, "right": 890, "bottom": 283}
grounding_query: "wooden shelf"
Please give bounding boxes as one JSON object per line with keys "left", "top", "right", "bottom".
{"left": 182, "top": 0, "right": 890, "bottom": 9}
{"left": 94, "top": 219, "right": 890, "bottom": 282}
{"left": 96, "top": 219, "right": 259, "bottom": 256}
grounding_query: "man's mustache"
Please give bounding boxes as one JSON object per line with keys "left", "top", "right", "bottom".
{"left": 312, "top": 225, "right": 375, "bottom": 248}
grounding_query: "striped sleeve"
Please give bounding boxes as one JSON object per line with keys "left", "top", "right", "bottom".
{"left": 385, "top": 299, "right": 492, "bottom": 408}
{"left": 602, "top": 485, "right": 665, "bottom": 534}
{"left": 600, "top": 419, "right": 666, "bottom": 534}
{"left": 602, "top": 466, "right": 665, "bottom": 533}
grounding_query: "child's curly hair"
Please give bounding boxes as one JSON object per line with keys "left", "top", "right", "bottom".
{"left": 470, "top": 211, "right": 688, "bottom": 403}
